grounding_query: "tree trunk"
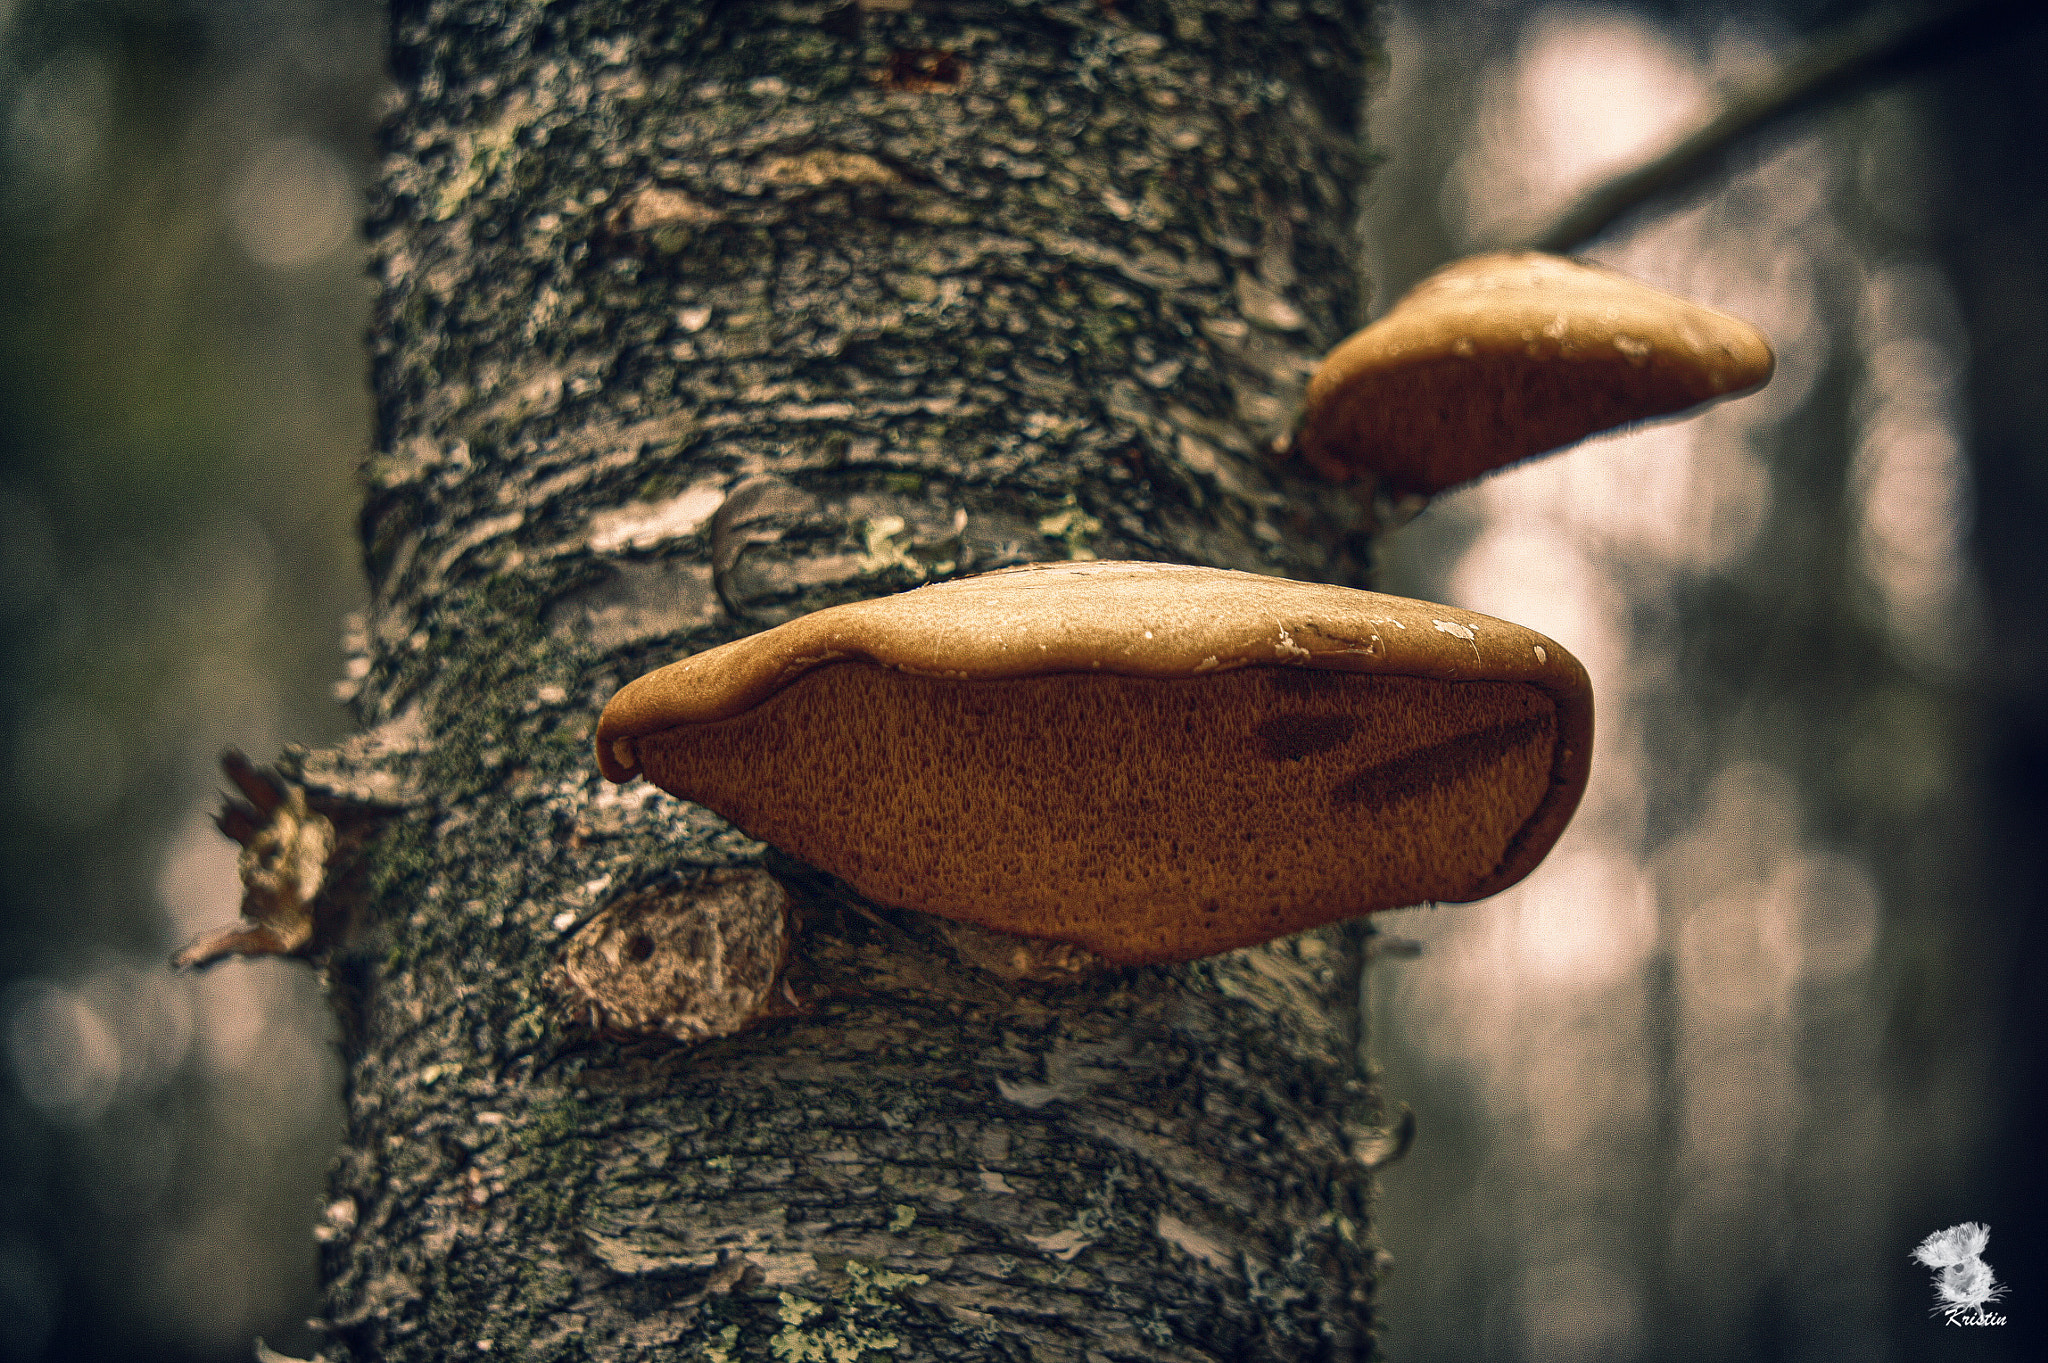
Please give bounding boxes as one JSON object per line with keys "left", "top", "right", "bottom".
{"left": 309, "top": 2, "right": 1385, "bottom": 1358}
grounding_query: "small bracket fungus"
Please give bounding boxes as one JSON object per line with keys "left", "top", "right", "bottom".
{"left": 1292, "top": 251, "right": 1776, "bottom": 496}
{"left": 596, "top": 561, "right": 1593, "bottom": 965}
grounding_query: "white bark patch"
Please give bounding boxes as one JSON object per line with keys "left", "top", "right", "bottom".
{"left": 1155, "top": 1213, "right": 1235, "bottom": 1274}
{"left": 994, "top": 1078, "right": 1066, "bottom": 1109}
{"left": 584, "top": 1232, "right": 719, "bottom": 1277}
{"left": 616, "top": 186, "right": 723, "bottom": 231}
{"left": 1025, "top": 1228, "right": 1095, "bottom": 1262}
{"left": 1234, "top": 274, "right": 1306, "bottom": 332}
{"left": 428, "top": 509, "right": 525, "bottom": 584}
{"left": 587, "top": 485, "right": 726, "bottom": 552}
{"left": 996, "top": 1035, "right": 1128, "bottom": 1109}
{"left": 754, "top": 1252, "right": 819, "bottom": 1288}
{"left": 758, "top": 149, "right": 900, "bottom": 190}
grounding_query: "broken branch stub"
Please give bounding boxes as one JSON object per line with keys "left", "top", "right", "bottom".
{"left": 173, "top": 748, "right": 410, "bottom": 971}
{"left": 545, "top": 869, "right": 793, "bottom": 1043}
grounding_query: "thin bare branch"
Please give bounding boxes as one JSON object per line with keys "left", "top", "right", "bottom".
{"left": 1519, "top": 0, "right": 2045, "bottom": 256}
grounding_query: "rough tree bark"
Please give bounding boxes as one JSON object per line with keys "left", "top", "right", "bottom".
{"left": 284, "top": 2, "right": 1391, "bottom": 1358}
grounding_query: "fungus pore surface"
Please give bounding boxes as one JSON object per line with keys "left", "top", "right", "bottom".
{"left": 636, "top": 667, "right": 1562, "bottom": 963}
{"left": 598, "top": 561, "right": 1593, "bottom": 964}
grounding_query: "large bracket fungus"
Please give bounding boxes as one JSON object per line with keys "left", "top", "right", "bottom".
{"left": 597, "top": 560, "right": 1593, "bottom": 965}
{"left": 1291, "top": 251, "right": 1776, "bottom": 497}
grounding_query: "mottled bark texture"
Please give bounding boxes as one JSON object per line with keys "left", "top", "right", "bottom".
{"left": 318, "top": 1, "right": 1388, "bottom": 1358}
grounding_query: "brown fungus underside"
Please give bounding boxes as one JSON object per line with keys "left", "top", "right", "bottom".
{"left": 1293, "top": 251, "right": 1777, "bottom": 496}
{"left": 598, "top": 561, "right": 1593, "bottom": 965}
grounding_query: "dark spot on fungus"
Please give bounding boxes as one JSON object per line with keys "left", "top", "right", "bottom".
{"left": 1332, "top": 713, "right": 1553, "bottom": 809}
{"left": 626, "top": 933, "right": 657, "bottom": 962}
{"left": 1255, "top": 713, "right": 1359, "bottom": 762}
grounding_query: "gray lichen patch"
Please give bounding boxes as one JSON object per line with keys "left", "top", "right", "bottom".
{"left": 546, "top": 868, "right": 793, "bottom": 1043}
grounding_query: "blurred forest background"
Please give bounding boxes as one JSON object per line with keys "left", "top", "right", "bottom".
{"left": 0, "top": 1, "right": 2039, "bottom": 1361}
